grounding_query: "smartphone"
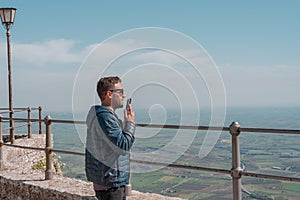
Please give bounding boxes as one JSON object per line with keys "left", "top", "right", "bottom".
{"left": 126, "top": 98, "right": 132, "bottom": 111}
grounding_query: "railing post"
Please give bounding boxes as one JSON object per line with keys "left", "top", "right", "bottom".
{"left": 39, "top": 106, "right": 42, "bottom": 134}
{"left": 125, "top": 154, "right": 132, "bottom": 196}
{"left": 44, "top": 115, "right": 53, "bottom": 180}
{"left": 27, "top": 107, "right": 32, "bottom": 138}
{"left": 0, "top": 115, "right": 4, "bottom": 170}
{"left": 230, "top": 122, "right": 242, "bottom": 200}
{"left": 10, "top": 110, "right": 15, "bottom": 144}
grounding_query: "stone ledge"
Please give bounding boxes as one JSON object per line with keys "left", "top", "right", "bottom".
{"left": 0, "top": 170, "right": 185, "bottom": 199}
{"left": 0, "top": 134, "right": 185, "bottom": 200}
{"left": 0, "top": 173, "right": 96, "bottom": 200}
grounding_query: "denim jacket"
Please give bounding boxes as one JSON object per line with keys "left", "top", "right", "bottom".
{"left": 85, "top": 105, "right": 135, "bottom": 187}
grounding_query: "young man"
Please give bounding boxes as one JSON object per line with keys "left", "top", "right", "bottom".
{"left": 85, "top": 76, "right": 135, "bottom": 200}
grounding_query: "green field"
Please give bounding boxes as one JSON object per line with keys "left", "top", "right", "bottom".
{"left": 56, "top": 128, "right": 300, "bottom": 200}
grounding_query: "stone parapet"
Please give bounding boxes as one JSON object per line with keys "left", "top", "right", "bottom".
{"left": 0, "top": 174, "right": 96, "bottom": 200}
{"left": 0, "top": 134, "right": 185, "bottom": 200}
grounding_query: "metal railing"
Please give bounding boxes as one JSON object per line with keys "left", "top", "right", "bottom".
{"left": 0, "top": 107, "right": 43, "bottom": 143}
{"left": 0, "top": 115, "right": 300, "bottom": 200}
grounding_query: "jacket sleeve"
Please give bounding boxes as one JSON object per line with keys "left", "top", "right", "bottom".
{"left": 97, "top": 112, "right": 135, "bottom": 152}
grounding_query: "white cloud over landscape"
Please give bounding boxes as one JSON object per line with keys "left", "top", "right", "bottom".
{"left": 0, "top": 35, "right": 299, "bottom": 113}
{"left": 12, "top": 39, "right": 90, "bottom": 66}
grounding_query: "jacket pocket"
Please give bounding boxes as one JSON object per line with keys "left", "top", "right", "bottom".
{"left": 104, "top": 167, "right": 118, "bottom": 183}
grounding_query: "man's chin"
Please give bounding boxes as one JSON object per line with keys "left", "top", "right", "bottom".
{"left": 117, "top": 104, "right": 124, "bottom": 109}
{"left": 112, "top": 104, "right": 123, "bottom": 110}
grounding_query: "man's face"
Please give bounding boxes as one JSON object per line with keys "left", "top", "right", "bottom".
{"left": 111, "top": 82, "right": 126, "bottom": 110}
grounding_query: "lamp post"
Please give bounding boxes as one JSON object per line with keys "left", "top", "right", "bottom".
{"left": 0, "top": 8, "right": 16, "bottom": 144}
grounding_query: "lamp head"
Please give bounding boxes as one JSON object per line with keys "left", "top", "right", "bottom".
{"left": 0, "top": 8, "right": 16, "bottom": 29}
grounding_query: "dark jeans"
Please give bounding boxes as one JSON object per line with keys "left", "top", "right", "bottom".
{"left": 95, "top": 186, "right": 126, "bottom": 200}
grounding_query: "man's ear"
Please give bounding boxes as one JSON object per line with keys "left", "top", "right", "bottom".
{"left": 106, "top": 90, "right": 112, "bottom": 99}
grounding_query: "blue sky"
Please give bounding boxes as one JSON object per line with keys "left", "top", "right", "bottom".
{"left": 0, "top": 1, "right": 299, "bottom": 113}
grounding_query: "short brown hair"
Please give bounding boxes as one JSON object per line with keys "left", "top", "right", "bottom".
{"left": 96, "top": 76, "right": 121, "bottom": 101}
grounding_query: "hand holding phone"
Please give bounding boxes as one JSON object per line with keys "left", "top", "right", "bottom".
{"left": 126, "top": 98, "right": 132, "bottom": 112}
{"left": 124, "top": 98, "right": 134, "bottom": 122}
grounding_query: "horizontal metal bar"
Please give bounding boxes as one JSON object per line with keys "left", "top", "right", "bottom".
{"left": 52, "top": 149, "right": 85, "bottom": 156}
{"left": 1, "top": 127, "right": 12, "bottom": 131}
{"left": 13, "top": 108, "right": 28, "bottom": 113}
{"left": 1, "top": 117, "right": 41, "bottom": 123}
{"left": 240, "top": 127, "right": 300, "bottom": 135}
{"left": 29, "top": 107, "right": 40, "bottom": 111}
{"left": 44, "top": 153, "right": 300, "bottom": 183}
{"left": 1, "top": 117, "right": 300, "bottom": 135}
{"left": 0, "top": 141, "right": 84, "bottom": 156}
{"left": 1, "top": 140, "right": 230, "bottom": 175}
{"left": 1, "top": 143, "right": 45, "bottom": 151}
{"left": 0, "top": 107, "right": 40, "bottom": 110}
{"left": 2, "top": 141, "right": 300, "bottom": 184}
{"left": 242, "top": 171, "right": 300, "bottom": 182}
{"left": 0, "top": 108, "right": 28, "bottom": 114}
{"left": 131, "top": 159, "right": 231, "bottom": 175}
{"left": 3, "top": 143, "right": 230, "bottom": 175}
{"left": 13, "top": 123, "right": 28, "bottom": 129}
{"left": 137, "top": 124, "right": 300, "bottom": 134}
{"left": 136, "top": 123, "right": 229, "bottom": 131}
{"left": 51, "top": 119, "right": 86, "bottom": 125}
{"left": 0, "top": 121, "right": 30, "bottom": 123}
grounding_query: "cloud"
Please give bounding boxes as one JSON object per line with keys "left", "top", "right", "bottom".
{"left": 5, "top": 39, "right": 92, "bottom": 67}
{"left": 220, "top": 64, "right": 300, "bottom": 106}
{"left": 0, "top": 38, "right": 91, "bottom": 110}
{"left": 1, "top": 37, "right": 299, "bottom": 112}
{"left": 72, "top": 38, "right": 226, "bottom": 114}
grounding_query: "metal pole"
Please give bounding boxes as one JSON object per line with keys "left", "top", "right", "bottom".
{"left": 230, "top": 122, "right": 242, "bottom": 200}
{"left": 0, "top": 115, "right": 4, "bottom": 170}
{"left": 39, "top": 106, "right": 42, "bottom": 134}
{"left": 6, "top": 27, "right": 14, "bottom": 144}
{"left": 125, "top": 153, "right": 132, "bottom": 196}
{"left": 27, "top": 107, "right": 31, "bottom": 138}
{"left": 44, "top": 115, "right": 53, "bottom": 180}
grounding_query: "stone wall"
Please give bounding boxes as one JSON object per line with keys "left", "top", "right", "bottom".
{"left": 0, "top": 175, "right": 96, "bottom": 200}
{"left": 0, "top": 134, "right": 184, "bottom": 200}
{"left": 0, "top": 134, "right": 97, "bottom": 199}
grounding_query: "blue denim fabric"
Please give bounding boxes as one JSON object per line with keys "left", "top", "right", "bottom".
{"left": 85, "top": 105, "right": 135, "bottom": 188}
